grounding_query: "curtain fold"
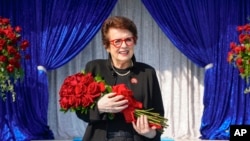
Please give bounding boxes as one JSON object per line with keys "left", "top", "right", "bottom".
{"left": 0, "top": 0, "right": 117, "bottom": 140}
{"left": 141, "top": 0, "right": 250, "bottom": 139}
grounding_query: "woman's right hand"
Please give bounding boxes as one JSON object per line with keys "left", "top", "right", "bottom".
{"left": 97, "top": 92, "right": 128, "bottom": 114}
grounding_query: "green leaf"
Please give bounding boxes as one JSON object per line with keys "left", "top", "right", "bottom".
{"left": 106, "top": 85, "right": 112, "bottom": 93}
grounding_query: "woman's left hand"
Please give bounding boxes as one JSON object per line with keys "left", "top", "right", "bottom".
{"left": 132, "top": 115, "right": 157, "bottom": 139}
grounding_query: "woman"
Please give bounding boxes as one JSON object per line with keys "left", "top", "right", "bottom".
{"left": 76, "top": 16, "right": 165, "bottom": 141}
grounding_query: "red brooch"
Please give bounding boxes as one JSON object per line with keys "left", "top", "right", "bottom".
{"left": 130, "top": 77, "right": 138, "bottom": 84}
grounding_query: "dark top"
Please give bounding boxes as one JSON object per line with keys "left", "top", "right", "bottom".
{"left": 76, "top": 56, "right": 165, "bottom": 141}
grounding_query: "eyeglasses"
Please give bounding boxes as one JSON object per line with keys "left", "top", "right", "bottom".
{"left": 109, "top": 37, "right": 135, "bottom": 48}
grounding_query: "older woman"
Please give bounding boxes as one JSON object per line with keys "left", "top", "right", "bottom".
{"left": 76, "top": 16, "right": 165, "bottom": 141}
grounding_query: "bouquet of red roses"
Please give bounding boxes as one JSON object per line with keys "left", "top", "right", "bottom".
{"left": 227, "top": 23, "right": 250, "bottom": 93}
{"left": 0, "top": 16, "right": 30, "bottom": 101}
{"left": 59, "top": 71, "right": 168, "bottom": 132}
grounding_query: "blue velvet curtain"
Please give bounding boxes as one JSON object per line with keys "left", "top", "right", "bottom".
{"left": 141, "top": 0, "right": 250, "bottom": 139}
{"left": 0, "top": 0, "right": 117, "bottom": 140}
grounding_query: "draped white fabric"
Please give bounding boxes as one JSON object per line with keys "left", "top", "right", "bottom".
{"left": 48, "top": 0, "right": 205, "bottom": 140}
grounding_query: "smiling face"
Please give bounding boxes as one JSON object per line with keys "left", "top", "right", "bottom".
{"left": 106, "top": 28, "right": 135, "bottom": 67}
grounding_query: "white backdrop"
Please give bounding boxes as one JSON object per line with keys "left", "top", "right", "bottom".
{"left": 48, "top": 0, "right": 205, "bottom": 140}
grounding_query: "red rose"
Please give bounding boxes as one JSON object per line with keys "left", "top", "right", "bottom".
{"left": 239, "top": 34, "right": 250, "bottom": 44}
{"left": 6, "top": 64, "right": 15, "bottom": 73}
{"left": 0, "top": 38, "right": 6, "bottom": 48}
{"left": 81, "top": 94, "right": 95, "bottom": 107}
{"left": 0, "top": 55, "right": 7, "bottom": 62}
{"left": 59, "top": 76, "right": 76, "bottom": 97}
{"left": 75, "top": 83, "right": 88, "bottom": 95}
{"left": 240, "top": 46, "right": 246, "bottom": 52}
{"left": 9, "top": 58, "right": 21, "bottom": 68}
{"left": 15, "top": 26, "right": 22, "bottom": 33}
{"left": 74, "top": 96, "right": 82, "bottom": 108}
{"left": 77, "top": 81, "right": 105, "bottom": 107}
{"left": 20, "top": 40, "right": 29, "bottom": 50}
{"left": 60, "top": 97, "right": 72, "bottom": 110}
{"left": 236, "top": 58, "right": 243, "bottom": 66}
{"left": 87, "top": 81, "right": 105, "bottom": 95}
{"left": 230, "top": 42, "right": 237, "bottom": 49}
{"left": 1, "top": 18, "right": 10, "bottom": 24}
{"left": 239, "top": 67, "right": 245, "bottom": 73}
{"left": 5, "top": 29, "right": 17, "bottom": 43}
{"left": 237, "top": 25, "right": 244, "bottom": 32}
{"left": 7, "top": 45, "right": 17, "bottom": 55}
{"left": 14, "top": 53, "right": 21, "bottom": 60}
{"left": 234, "top": 46, "right": 242, "bottom": 54}
{"left": 68, "top": 75, "right": 80, "bottom": 86}
{"left": 78, "top": 72, "right": 94, "bottom": 85}
{"left": 244, "top": 24, "right": 250, "bottom": 31}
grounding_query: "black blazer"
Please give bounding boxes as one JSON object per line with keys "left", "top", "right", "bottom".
{"left": 76, "top": 57, "right": 165, "bottom": 141}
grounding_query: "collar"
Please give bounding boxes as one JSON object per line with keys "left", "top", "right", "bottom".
{"left": 106, "top": 53, "right": 137, "bottom": 76}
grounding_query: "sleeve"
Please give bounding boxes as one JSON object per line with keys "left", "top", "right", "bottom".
{"left": 145, "top": 69, "right": 165, "bottom": 141}
{"left": 151, "top": 69, "right": 164, "bottom": 117}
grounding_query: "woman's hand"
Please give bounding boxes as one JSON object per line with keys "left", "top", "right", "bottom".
{"left": 97, "top": 92, "right": 128, "bottom": 113}
{"left": 132, "top": 115, "right": 157, "bottom": 139}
